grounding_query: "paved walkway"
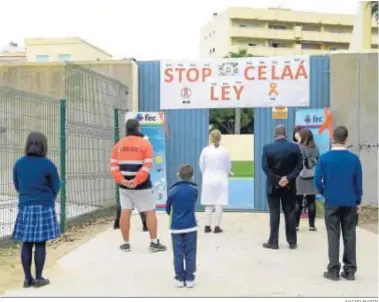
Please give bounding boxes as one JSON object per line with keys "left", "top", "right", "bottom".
{"left": 4, "top": 213, "right": 378, "bottom": 297}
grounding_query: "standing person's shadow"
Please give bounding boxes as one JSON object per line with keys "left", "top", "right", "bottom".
{"left": 113, "top": 206, "right": 148, "bottom": 232}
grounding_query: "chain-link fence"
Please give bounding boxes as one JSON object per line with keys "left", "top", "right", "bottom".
{"left": 0, "top": 63, "right": 128, "bottom": 240}
{"left": 0, "top": 86, "right": 60, "bottom": 239}
{"left": 63, "top": 63, "right": 127, "bottom": 228}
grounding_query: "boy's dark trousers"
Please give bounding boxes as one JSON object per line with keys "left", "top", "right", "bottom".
{"left": 324, "top": 205, "right": 357, "bottom": 275}
{"left": 171, "top": 231, "right": 197, "bottom": 282}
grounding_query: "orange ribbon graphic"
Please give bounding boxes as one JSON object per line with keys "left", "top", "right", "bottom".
{"left": 269, "top": 83, "right": 278, "bottom": 96}
{"left": 318, "top": 107, "right": 333, "bottom": 141}
{"left": 159, "top": 111, "right": 169, "bottom": 138}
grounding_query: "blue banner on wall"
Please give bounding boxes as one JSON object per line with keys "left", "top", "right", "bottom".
{"left": 295, "top": 108, "right": 330, "bottom": 155}
{"left": 125, "top": 112, "right": 167, "bottom": 209}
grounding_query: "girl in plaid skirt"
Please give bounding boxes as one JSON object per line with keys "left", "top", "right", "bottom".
{"left": 12, "top": 132, "right": 61, "bottom": 288}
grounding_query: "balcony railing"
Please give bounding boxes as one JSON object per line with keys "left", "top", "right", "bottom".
{"left": 229, "top": 45, "right": 325, "bottom": 56}
{"left": 229, "top": 27, "right": 295, "bottom": 41}
{"left": 230, "top": 26, "right": 379, "bottom": 45}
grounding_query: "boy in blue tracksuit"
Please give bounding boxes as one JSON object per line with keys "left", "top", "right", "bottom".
{"left": 166, "top": 164, "right": 198, "bottom": 288}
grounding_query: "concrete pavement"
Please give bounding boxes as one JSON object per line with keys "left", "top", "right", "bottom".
{"left": 4, "top": 213, "right": 378, "bottom": 297}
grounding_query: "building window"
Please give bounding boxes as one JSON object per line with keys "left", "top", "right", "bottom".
{"left": 239, "top": 23, "right": 260, "bottom": 28}
{"left": 36, "top": 55, "right": 49, "bottom": 62}
{"left": 329, "top": 47, "right": 338, "bottom": 51}
{"left": 212, "top": 47, "right": 215, "bottom": 52}
{"left": 301, "top": 43, "right": 320, "bottom": 49}
{"left": 58, "top": 54, "right": 71, "bottom": 62}
{"left": 269, "top": 41, "right": 288, "bottom": 48}
{"left": 269, "top": 25, "right": 287, "bottom": 30}
{"left": 326, "top": 27, "right": 348, "bottom": 33}
{"left": 248, "top": 43, "right": 257, "bottom": 47}
{"left": 302, "top": 25, "right": 319, "bottom": 32}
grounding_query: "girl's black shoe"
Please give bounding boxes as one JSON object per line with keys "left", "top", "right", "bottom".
{"left": 23, "top": 278, "right": 35, "bottom": 288}
{"left": 34, "top": 278, "right": 50, "bottom": 288}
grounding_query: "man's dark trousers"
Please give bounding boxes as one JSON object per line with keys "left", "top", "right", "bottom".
{"left": 324, "top": 206, "right": 357, "bottom": 274}
{"left": 267, "top": 187, "right": 297, "bottom": 246}
{"left": 171, "top": 231, "right": 197, "bottom": 282}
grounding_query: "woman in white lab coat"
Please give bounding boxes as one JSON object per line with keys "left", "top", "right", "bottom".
{"left": 199, "top": 129, "right": 231, "bottom": 234}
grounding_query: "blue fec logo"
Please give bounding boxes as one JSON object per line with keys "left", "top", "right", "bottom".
{"left": 136, "top": 113, "right": 144, "bottom": 121}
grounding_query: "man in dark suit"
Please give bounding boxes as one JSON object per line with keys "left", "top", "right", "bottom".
{"left": 261, "top": 125, "right": 303, "bottom": 250}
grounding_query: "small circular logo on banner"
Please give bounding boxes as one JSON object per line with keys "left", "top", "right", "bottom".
{"left": 180, "top": 87, "right": 192, "bottom": 98}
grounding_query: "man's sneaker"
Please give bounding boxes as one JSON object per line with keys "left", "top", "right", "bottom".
{"left": 186, "top": 280, "right": 195, "bottom": 288}
{"left": 120, "top": 243, "right": 131, "bottom": 252}
{"left": 149, "top": 240, "right": 167, "bottom": 252}
{"left": 341, "top": 271, "right": 355, "bottom": 281}
{"left": 175, "top": 280, "right": 185, "bottom": 288}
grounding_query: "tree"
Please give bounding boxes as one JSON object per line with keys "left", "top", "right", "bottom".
{"left": 209, "top": 108, "right": 254, "bottom": 134}
{"left": 224, "top": 48, "right": 254, "bottom": 134}
{"left": 371, "top": 1, "right": 378, "bottom": 22}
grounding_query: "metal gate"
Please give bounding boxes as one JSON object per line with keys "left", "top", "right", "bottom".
{"left": 137, "top": 56, "right": 330, "bottom": 212}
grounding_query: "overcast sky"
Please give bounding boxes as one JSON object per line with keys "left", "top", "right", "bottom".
{"left": 0, "top": 0, "right": 360, "bottom": 60}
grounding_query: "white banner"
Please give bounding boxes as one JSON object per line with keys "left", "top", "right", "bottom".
{"left": 160, "top": 56, "right": 310, "bottom": 110}
{"left": 2, "top": 298, "right": 377, "bottom": 302}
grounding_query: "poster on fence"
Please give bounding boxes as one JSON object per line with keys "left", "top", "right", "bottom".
{"left": 295, "top": 108, "right": 331, "bottom": 204}
{"left": 125, "top": 112, "right": 167, "bottom": 209}
{"left": 295, "top": 108, "right": 331, "bottom": 155}
{"left": 160, "top": 56, "right": 310, "bottom": 110}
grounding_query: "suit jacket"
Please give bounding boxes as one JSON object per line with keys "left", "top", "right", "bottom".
{"left": 262, "top": 138, "right": 303, "bottom": 195}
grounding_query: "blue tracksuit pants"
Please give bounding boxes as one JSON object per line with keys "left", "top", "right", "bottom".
{"left": 171, "top": 231, "right": 197, "bottom": 282}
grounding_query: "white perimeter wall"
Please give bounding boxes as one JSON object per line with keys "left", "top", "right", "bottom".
{"left": 221, "top": 134, "right": 254, "bottom": 161}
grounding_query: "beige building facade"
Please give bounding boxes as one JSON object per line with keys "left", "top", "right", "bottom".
{"left": 200, "top": 7, "right": 379, "bottom": 58}
{"left": 25, "top": 37, "right": 113, "bottom": 62}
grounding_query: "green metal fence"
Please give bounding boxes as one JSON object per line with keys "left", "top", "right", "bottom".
{"left": 0, "top": 63, "right": 128, "bottom": 240}
{"left": 0, "top": 86, "right": 61, "bottom": 239}
{"left": 63, "top": 63, "right": 127, "bottom": 232}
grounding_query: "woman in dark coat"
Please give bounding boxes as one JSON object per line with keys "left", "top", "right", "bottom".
{"left": 295, "top": 128, "right": 320, "bottom": 231}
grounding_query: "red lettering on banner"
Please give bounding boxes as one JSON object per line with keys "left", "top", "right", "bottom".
{"left": 210, "top": 85, "right": 244, "bottom": 101}
{"left": 234, "top": 86, "right": 244, "bottom": 100}
{"left": 187, "top": 68, "right": 199, "bottom": 82}
{"left": 163, "top": 67, "right": 213, "bottom": 83}
{"left": 281, "top": 64, "right": 294, "bottom": 80}
{"left": 221, "top": 86, "right": 230, "bottom": 100}
{"left": 271, "top": 65, "right": 280, "bottom": 80}
{"left": 244, "top": 66, "right": 255, "bottom": 80}
{"left": 258, "top": 65, "right": 267, "bottom": 80}
{"left": 294, "top": 61, "right": 308, "bottom": 79}
{"left": 243, "top": 60, "right": 309, "bottom": 81}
